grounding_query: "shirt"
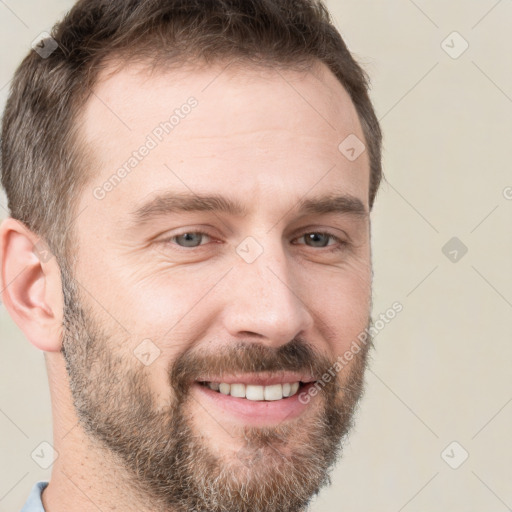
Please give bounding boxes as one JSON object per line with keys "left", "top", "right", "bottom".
{"left": 20, "top": 481, "right": 48, "bottom": 512}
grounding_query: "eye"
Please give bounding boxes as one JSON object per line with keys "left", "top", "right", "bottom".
{"left": 167, "top": 231, "right": 212, "bottom": 248}
{"left": 294, "top": 232, "right": 346, "bottom": 251}
{"left": 160, "top": 230, "right": 347, "bottom": 252}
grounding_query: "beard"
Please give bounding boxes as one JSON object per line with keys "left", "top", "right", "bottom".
{"left": 59, "top": 263, "right": 373, "bottom": 512}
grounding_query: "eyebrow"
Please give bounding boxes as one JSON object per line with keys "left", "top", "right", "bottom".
{"left": 129, "top": 191, "right": 368, "bottom": 226}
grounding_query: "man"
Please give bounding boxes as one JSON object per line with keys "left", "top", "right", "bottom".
{"left": 0, "top": 0, "right": 382, "bottom": 511}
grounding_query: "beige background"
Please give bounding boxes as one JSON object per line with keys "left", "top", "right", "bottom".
{"left": 1, "top": 1, "right": 511, "bottom": 511}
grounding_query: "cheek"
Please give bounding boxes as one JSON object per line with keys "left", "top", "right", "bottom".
{"left": 99, "top": 257, "right": 220, "bottom": 329}
{"left": 305, "top": 261, "right": 371, "bottom": 353}
{"left": 110, "top": 267, "right": 226, "bottom": 379}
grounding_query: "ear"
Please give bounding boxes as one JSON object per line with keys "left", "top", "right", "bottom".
{"left": 0, "top": 218, "right": 63, "bottom": 352}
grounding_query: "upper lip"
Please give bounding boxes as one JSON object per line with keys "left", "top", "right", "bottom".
{"left": 195, "top": 372, "right": 316, "bottom": 386}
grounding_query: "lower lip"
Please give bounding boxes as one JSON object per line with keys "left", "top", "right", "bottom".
{"left": 192, "top": 382, "right": 316, "bottom": 425}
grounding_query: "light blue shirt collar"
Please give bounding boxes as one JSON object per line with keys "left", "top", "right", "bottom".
{"left": 20, "top": 481, "right": 48, "bottom": 512}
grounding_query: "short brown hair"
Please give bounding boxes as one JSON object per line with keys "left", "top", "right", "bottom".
{"left": 1, "top": 0, "right": 382, "bottom": 267}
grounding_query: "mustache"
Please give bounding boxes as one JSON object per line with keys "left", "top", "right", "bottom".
{"left": 169, "top": 337, "right": 333, "bottom": 396}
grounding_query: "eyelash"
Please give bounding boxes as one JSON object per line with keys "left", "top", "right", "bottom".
{"left": 160, "top": 230, "right": 348, "bottom": 253}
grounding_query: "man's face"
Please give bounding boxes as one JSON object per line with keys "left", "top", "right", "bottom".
{"left": 62, "top": 60, "right": 373, "bottom": 512}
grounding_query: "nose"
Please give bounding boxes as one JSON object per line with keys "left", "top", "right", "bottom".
{"left": 219, "top": 241, "right": 314, "bottom": 348}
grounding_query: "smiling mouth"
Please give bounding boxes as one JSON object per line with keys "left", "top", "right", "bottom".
{"left": 197, "top": 381, "right": 309, "bottom": 401}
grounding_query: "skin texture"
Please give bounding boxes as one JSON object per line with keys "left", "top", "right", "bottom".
{"left": 0, "top": 59, "right": 373, "bottom": 512}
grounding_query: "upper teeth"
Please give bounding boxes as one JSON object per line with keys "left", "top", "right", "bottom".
{"left": 207, "top": 382, "right": 300, "bottom": 400}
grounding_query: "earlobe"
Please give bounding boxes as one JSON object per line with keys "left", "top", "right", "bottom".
{"left": 0, "top": 218, "right": 63, "bottom": 352}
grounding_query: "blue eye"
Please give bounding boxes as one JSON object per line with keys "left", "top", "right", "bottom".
{"left": 162, "top": 230, "right": 346, "bottom": 252}
{"left": 297, "top": 232, "right": 341, "bottom": 248}
{"left": 171, "top": 232, "right": 211, "bottom": 248}
{"left": 294, "top": 232, "right": 348, "bottom": 253}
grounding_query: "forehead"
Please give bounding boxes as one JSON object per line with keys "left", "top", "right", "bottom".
{"left": 77, "top": 59, "right": 369, "bottom": 219}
